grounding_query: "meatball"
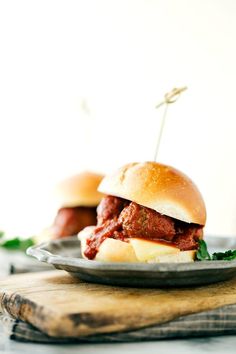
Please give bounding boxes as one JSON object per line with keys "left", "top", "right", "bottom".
{"left": 119, "top": 202, "right": 176, "bottom": 241}
{"left": 174, "top": 225, "right": 203, "bottom": 250}
{"left": 97, "top": 196, "right": 129, "bottom": 225}
{"left": 52, "top": 207, "right": 97, "bottom": 238}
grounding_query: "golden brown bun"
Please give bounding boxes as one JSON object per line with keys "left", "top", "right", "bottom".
{"left": 78, "top": 229, "right": 196, "bottom": 263}
{"left": 55, "top": 171, "right": 105, "bottom": 207}
{"left": 98, "top": 162, "right": 206, "bottom": 225}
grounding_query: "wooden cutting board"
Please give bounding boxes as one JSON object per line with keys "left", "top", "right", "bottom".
{"left": 1, "top": 270, "right": 236, "bottom": 338}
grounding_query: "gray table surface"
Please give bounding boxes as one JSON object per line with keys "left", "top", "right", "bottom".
{"left": 0, "top": 249, "right": 235, "bottom": 353}
{"left": 0, "top": 331, "right": 236, "bottom": 354}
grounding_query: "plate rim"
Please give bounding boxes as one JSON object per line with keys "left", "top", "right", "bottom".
{"left": 27, "top": 236, "right": 236, "bottom": 273}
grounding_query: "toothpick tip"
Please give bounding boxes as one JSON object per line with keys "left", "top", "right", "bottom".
{"left": 155, "top": 86, "right": 188, "bottom": 109}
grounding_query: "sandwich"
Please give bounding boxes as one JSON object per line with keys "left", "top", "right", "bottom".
{"left": 41, "top": 172, "right": 105, "bottom": 240}
{"left": 78, "top": 162, "right": 206, "bottom": 263}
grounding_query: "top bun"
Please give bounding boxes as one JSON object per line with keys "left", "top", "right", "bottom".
{"left": 55, "top": 171, "right": 105, "bottom": 207}
{"left": 98, "top": 162, "right": 206, "bottom": 225}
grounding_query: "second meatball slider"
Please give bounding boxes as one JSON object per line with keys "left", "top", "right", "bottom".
{"left": 79, "top": 162, "right": 206, "bottom": 263}
{"left": 52, "top": 172, "right": 104, "bottom": 238}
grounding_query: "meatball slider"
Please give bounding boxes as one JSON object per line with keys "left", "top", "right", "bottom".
{"left": 78, "top": 162, "right": 206, "bottom": 263}
{"left": 50, "top": 172, "right": 105, "bottom": 239}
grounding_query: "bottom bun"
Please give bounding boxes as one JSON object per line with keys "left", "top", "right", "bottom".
{"left": 78, "top": 228, "right": 196, "bottom": 263}
{"left": 147, "top": 250, "right": 196, "bottom": 263}
{"left": 95, "top": 238, "right": 138, "bottom": 262}
{"left": 78, "top": 226, "right": 96, "bottom": 258}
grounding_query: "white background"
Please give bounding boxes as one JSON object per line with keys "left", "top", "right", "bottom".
{"left": 0, "top": 0, "right": 236, "bottom": 236}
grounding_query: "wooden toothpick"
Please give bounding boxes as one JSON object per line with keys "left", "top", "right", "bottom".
{"left": 154, "top": 86, "right": 187, "bottom": 161}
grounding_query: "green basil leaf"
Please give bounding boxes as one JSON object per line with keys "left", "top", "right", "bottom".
{"left": 196, "top": 239, "right": 211, "bottom": 261}
{"left": 212, "top": 250, "right": 236, "bottom": 261}
{"left": 1, "top": 237, "right": 35, "bottom": 251}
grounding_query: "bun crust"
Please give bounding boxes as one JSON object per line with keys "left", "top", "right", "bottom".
{"left": 98, "top": 162, "right": 206, "bottom": 225}
{"left": 55, "top": 171, "right": 105, "bottom": 207}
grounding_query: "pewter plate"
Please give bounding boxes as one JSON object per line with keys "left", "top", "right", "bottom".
{"left": 27, "top": 236, "right": 236, "bottom": 287}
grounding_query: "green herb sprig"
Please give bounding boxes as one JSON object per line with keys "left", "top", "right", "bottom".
{"left": 0, "top": 231, "right": 35, "bottom": 252}
{"left": 197, "top": 240, "right": 236, "bottom": 261}
{"left": 1, "top": 237, "right": 35, "bottom": 251}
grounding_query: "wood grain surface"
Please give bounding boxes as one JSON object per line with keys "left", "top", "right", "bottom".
{"left": 1, "top": 270, "right": 236, "bottom": 338}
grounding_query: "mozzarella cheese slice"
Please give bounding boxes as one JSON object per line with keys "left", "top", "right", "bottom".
{"left": 129, "top": 238, "right": 179, "bottom": 262}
